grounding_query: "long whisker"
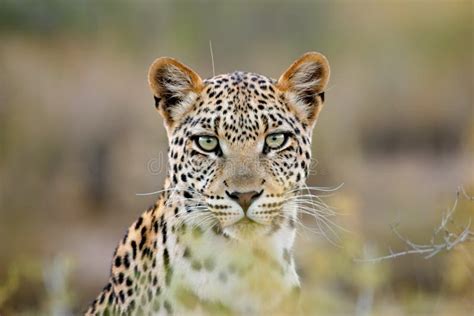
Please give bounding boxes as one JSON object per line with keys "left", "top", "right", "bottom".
{"left": 136, "top": 186, "right": 206, "bottom": 197}
{"left": 289, "top": 203, "right": 349, "bottom": 233}
{"left": 276, "top": 213, "right": 314, "bottom": 239}
{"left": 285, "top": 183, "right": 344, "bottom": 194}
{"left": 283, "top": 193, "right": 348, "bottom": 246}
{"left": 286, "top": 199, "right": 338, "bottom": 215}
{"left": 135, "top": 187, "right": 183, "bottom": 196}
{"left": 174, "top": 210, "right": 212, "bottom": 228}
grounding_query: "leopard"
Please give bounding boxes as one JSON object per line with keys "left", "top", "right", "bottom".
{"left": 85, "top": 52, "right": 330, "bottom": 315}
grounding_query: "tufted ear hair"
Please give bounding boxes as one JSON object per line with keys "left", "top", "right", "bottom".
{"left": 148, "top": 57, "right": 203, "bottom": 128}
{"left": 277, "top": 52, "right": 330, "bottom": 126}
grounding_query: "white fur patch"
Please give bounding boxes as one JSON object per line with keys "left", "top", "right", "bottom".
{"left": 286, "top": 61, "right": 324, "bottom": 123}
{"left": 159, "top": 64, "right": 198, "bottom": 122}
{"left": 290, "top": 61, "right": 322, "bottom": 93}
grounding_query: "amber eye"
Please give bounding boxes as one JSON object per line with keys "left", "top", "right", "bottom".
{"left": 195, "top": 135, "right": 219, "bottom": 152}
{"left": 265, "top": 133, "right": 287, "bottom": 150}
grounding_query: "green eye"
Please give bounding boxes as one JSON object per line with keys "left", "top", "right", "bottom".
{"left": 265, "top": 133, "right": 287, "bottom": 149}
{"left": 196, "top": 135, "right": 219, "bottom": 152}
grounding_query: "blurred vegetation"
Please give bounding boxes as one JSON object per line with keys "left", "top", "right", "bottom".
{"left": 0, "top": 0, "right": 473, "bottom": 314}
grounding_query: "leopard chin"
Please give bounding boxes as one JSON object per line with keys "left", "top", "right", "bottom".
{"left": 223, "top": 218, "right": 270, "bottom": 240}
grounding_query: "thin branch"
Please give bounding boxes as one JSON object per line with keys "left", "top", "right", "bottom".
{"left": 356, "top": 186, "right": 473, "bottom": 263}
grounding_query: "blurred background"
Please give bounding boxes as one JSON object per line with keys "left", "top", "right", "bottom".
{"left": 0, "top": 0, "right": 473, "bottom": 315}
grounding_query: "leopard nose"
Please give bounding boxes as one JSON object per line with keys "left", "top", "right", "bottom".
{"left": 226, "top": 190, "right": 263, "bottom": 213}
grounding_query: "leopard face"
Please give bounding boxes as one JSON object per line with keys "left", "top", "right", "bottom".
{"left": 149, "top": 53, "right": 329, "bottom": 240}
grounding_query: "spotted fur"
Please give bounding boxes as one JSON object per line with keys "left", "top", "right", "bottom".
{"left": 86, "top": 52, "right": 330, "bottom": 315}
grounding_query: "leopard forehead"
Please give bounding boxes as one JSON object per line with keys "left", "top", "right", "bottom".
{"left": 173, "top": 71, "right": 306, "bottom": 145}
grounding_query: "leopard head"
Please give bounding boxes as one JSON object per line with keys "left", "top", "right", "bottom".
{"left": 148, "top": 52, "right": 330, "bottom": 240}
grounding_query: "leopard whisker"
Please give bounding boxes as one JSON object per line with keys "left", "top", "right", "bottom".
{"left": 277, "top": 213, "right": 325, "bottom": 241}
{"left": 173, "top": 210, "right": 213, "bottom": 229}
{"left": 284, "top": 203, "right": 345, "bottom": 246}
{"left": 292, "top": 204, "right": 347, "bottom": 232}
{"left": 285, "top": 199, "right": 338, "bottom": 216}
{"left": 286, "top": 183, "right": 344, "bottom": 194}
{"left": 296, "top": 208, "right": 346, "bottom": 242}
{"left": 136, "top": 187, "right": 186, "bottom": 196}
{"left": 285, "top": 200, "right": 337, "bottom": 217}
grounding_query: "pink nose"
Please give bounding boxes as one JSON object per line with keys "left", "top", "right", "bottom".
{"left": 226, "top": 190, "right": 263, "bottom": 212}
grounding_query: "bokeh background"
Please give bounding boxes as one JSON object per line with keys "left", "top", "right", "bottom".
{"left": 0, "top": 0, "right": 473, "bottom": 315}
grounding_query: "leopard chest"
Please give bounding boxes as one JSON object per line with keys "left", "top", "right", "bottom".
{"left": 164, "top": 223, "right": 299, "bottom": 314}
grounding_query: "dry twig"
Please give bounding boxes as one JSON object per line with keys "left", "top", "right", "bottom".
{"left": 356, "top": 186, "right": 473, "bottom": 263}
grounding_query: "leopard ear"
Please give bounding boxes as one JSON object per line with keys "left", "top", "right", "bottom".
{"left": 277, "top": 52, "right": 330, "bottom": 125}
{"left": 148, "top": 57, "right": 203, "bottom": 128}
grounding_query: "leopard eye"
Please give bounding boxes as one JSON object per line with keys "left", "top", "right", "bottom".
{"left": 196, "top": 135, "right": 219, "bottom": 152}
{"left": 265, "top": 133, "right": 287, "bottom": 150}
